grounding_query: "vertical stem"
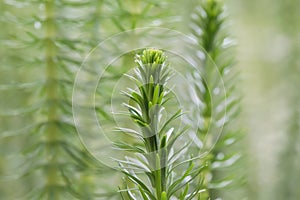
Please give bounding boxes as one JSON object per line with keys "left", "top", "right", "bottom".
{"left": 156, "top": 153, "right": 162, "bottom": 200}
{"left": 45, "top": 0, "right": 59, "bottom": 199}
{"left": 189, "top": 1, "right": 232, "bottom": 199}
{"left": 129, "top": 50, "right": 169, "bottom": 198}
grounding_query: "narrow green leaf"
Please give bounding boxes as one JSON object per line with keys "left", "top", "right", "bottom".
{"left": 157, "top": 90, "right": 164, "bottom": 104}
{"left": 139, "top": 186, "right": 149, "bottom": 200}
{"left": 158, "top": 109, "right": 182, "bottom": 135}
{"left": 181, "top": 183, "right": 189, "bottom": 200}
{"left": 168, "top": 162, "right": 194, "bottom": 196}
{"left": 121, "top": 171, "right": 156, "bottom": 200}
{"left": 160, "top": 135, "right": 166, "bottom": 148}
{"left": 113, "top": 142, "right": 145, "bottom": 154}
{"left": 152, "top": 84, "right": 160, "bottom": 105}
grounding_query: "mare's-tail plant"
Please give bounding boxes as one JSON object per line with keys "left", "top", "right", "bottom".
{"left": 0, "top": 0, "right": 118, "bottom": 199}
{"left": 94, "top": 0, "right": 178, "bottom": 145}
{"left": 95, "top": 0, "right": 179, "bottom": 117}
{"left": 187, "top": 0, "right": 244, "bottom": 198}
{"left": 116, "top": 49, "right": 206, "bottom": 199}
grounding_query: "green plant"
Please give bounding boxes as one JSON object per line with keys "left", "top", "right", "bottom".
{"left": 0, "top": 0, "right": 247, "bottom": 199}
{"left": 0, "top": 0, "right": 116, "bottom": 199}
{"left": 274, "top": 0, "right": 300, "bottom": 199}
{"left": 187, "top": 0, "right": 244, "bottom": 198}
{"left": 116, "top": 49, "right": 206, "bottom": 199}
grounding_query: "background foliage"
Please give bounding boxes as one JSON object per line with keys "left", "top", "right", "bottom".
{"left": 1, "top": 0, "right": 299, "bottom": 199}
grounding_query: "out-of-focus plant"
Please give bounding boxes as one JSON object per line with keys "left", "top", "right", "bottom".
{"left": 186, "top": 0, "right": 244, "bottom": 199}
{"left": 0, "top": 0, "right": 118, "bottom": 199}
{"left": 0, "top": 0, "right": 247, "bottom": 199}
{"left": 274, "top": 0, "right": 300, "bottom": 199}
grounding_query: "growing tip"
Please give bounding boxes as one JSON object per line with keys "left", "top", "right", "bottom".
{"left": 139, "top": 48, "right": 166, "bottom": 64}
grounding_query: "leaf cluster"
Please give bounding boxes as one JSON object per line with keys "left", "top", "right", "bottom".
{"left": 117, "top": 49, "right": 206, "bottom": 200}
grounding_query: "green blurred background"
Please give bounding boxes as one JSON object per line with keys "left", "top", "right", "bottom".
{"left": 1, "top": 0, "right": 299, "bottom": 199}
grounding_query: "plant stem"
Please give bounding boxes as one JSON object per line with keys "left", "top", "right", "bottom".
{"left": 189, "top": 0, "right": 241, "bottom": 199}
{"left": 45, "top": 1, "right": 60, "bottom": 199}
{"left": 125, "top": 49, "right": 170, "bottom": 199}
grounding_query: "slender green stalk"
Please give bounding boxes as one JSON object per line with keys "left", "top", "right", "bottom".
{"left": 0, "top": 1, "right": 9, "bottom": 198}
{"left": 129, "top": 49, "right": 169, "bottom": 198}
{"left": 44, "top": 2, "right": 60, "bottom": 198}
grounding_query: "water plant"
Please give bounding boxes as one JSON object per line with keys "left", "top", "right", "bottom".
{"left": 116, "top": 49, "right": 206, "bottom": 200}
{"left": 187, "top": 0, "right": 244, "bottom": 198}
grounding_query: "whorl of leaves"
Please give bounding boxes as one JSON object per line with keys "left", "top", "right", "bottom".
{"left": 0, "top": 0, "right": 115, "bottom": 199}
{"left": 188, "top": 0, "right": 244, "bottom": 199}
{"left": 116, "top": 49, "right": 206, "bottom": 200}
